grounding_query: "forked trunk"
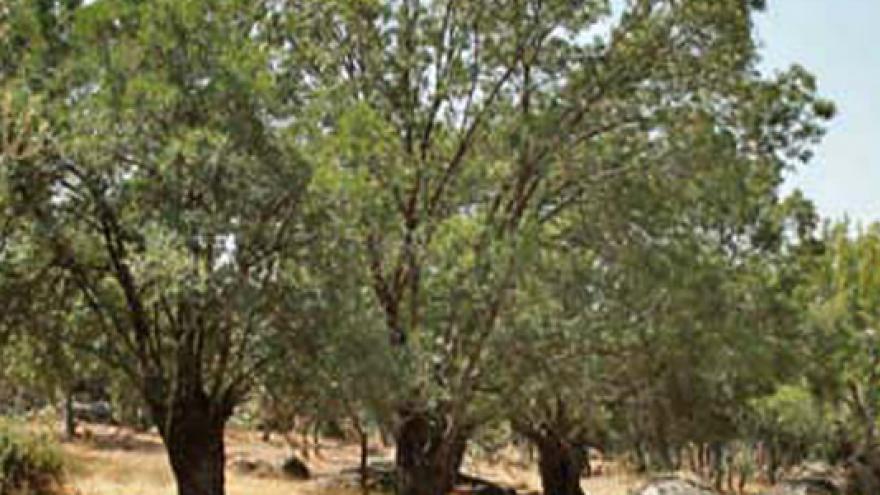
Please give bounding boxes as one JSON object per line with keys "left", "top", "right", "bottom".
{"left": 395, "top": 410, "right": 466, "bottom": 495}
{"left": 535, "top": 433, "right": 586, "bottom": 495}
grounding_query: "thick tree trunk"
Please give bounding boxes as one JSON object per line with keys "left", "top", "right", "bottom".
{"left": 152, "top": 394, "right": 230, "bottom": 495}
{"left": 535, "top": 434, "right": 586, "bottom": 495}
{"left": 395, "top": 410, "right": 466, "bottom": 495}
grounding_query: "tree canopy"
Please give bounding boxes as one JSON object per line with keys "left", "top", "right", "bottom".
{"left": 0, "top": 2, "right": 855, "bottom": 495}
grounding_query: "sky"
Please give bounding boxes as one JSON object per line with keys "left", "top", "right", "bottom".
{"left": 755, "top": 2, "right": 880, "bottom": 224}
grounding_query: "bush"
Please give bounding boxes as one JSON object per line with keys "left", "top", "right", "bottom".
{"left": 0, "top": 420, "right": 64, "bottom": 495}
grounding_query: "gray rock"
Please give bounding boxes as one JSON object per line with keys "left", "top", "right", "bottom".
{"left": 72, "top": 400, "right": 114, "bottom": 424}
{"left": 761, "top": 461, "right": 844, "bottom": 495}
{"left": 760, "top": 481, "right": 837, "bottom": 495}
{"left": 631, "top": 476, "right": 718, "bottom": 495}
{"left": 455, "top": 471, "right": 517, "bottom": 495}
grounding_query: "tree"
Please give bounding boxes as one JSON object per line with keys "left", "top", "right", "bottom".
{"left": 7, "top": 1, "right": 312, "bottom": 494}
{"left": 282, "top": 1, "right": 831, "bottom": 494}
{"left": 1, "top": 2, "right": 838, "bottom": 495}
{"left": 802, "top": 224, "right": 880, "bottom": 459}
{"left": 257, "top": 220, "right": 399, "bottom": 487}
{"left": 746, "top": 384, "right": 833, "bottom": 483}
{"left": 492, "top": 119, "right": 825, "bottom": 493}
{"left": 0, "top": 78, "right": 51, "bottom": 356}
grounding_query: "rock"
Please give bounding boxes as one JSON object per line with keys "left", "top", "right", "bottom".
{"left": 331, "top": 467, "right": 514, "bottom": 494}
{"left": 632, "top": 475, "right": 718, "bottom": 495}
{"left": 72, "top": 400, "right": 114, "bottom": 424}
{"left": 759, "top": 480, "right": 839, "bottom": 495}
{"left": 784, "top": 462, "right": 836, "bottom": 480}
{"left": 228, "top": 457, "right": 275, "bottom": 477}
{"left": 455, "top": 472, "right": 517, "bottom": 495}
{"left": 760, "top": 461, "right": 845, "bottom": 495}
{"left": 469, "top": 484, "right": 517, "bottom": 495}
{"left": 280, "top": 455, "right": 311, "bottom": 480}
{"left": 451, "top": 483, "right": 516, "bottom": 495}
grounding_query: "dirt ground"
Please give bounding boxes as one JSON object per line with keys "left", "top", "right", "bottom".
{"left": 58, "top": 424, "right": 644, "bottom": 495}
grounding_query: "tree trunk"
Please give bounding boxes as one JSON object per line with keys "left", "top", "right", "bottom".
{"left": 699, "top": 443, "right": 709, "bottom": 477}
{"left": 535, "top": 434, "right": 586, "bottom": 495}
{"left": 711, "top": 442, "right": 725, "bottom": 492}
{"left": 380, "top": 424, "right": 393, "bottom": 448}
{"left": 63, "top": 390, "right": 76, "bottom": 440}
{"left": 686, "top": 444, "right": 695, "bottom": 473}
{"left": 135, "top": 406, "right": 151, "bottom": 432}
{"left": 768, "top": 444, "right": 779, "bottom": 484}
{"left": 312, "top": 422, "right": 322, "bottom": 458}
{"left": 727, "top": 459, "right": 734, "bottom": 493}
{"left": 634, "top": 440, "right": 648, "bottom": 473}
{"left": 395, "top": 410, "right": 466, "bottom": 495}
{"left": 583, "top": 446, "right": 592, "bottom": 478}
{"left": 351, "top": 414, "right": 369, "bottom": 493}
{"left": 153, "top": 395, "right": 229, "bottom": 495}
{"left": 360, "top": 433, "right": 369, "bottom": 493}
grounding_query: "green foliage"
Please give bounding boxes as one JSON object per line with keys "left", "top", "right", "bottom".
{"left": 289, "top": 0, "right": 832, "bottom": 442}
{"left": 4, "top": 0, "right": 316, "bottom": 424}
{"left": 0, "top": 1, "right": 841, "bottom": 493}
{"left": 748, "top": 385, "right": 832, "bottom": 458}
{"left": 798, "top": 223, "right": 880, "bottom": 452}
{"left": 0, "top": 420, "right": 64, "bottom": 495}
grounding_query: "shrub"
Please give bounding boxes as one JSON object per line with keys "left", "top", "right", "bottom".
{"left": 0, "top": 420, "right": 64, "bottom": 495}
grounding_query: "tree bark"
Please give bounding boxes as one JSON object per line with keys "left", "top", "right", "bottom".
{"left": 535, "top": 434, "right": 586, "bottom": 495}
{"left": 767, "top": 443, "right": 779, "bottom": 484}
{"left": 634, "top": 440, "right": 648, "bottom": 473}
{"left": 711, "top": 442, "right": 725, "bottom": 492}
{"left": 351, "top": 414, "right": 369, "bottom": 493}
{"left": 583, "top": 446, "right": 593, "bottom": 478}
{"left": 395, "top": 410, "right": 466, "bottom": 495}
{"left": 63, "top": 390, "right": 76, "bottom": 440}
{"left": 153, "top": 395, "right": 229, "bottom": 495}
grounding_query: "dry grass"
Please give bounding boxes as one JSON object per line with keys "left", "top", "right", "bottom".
{"left": 62, "top": 426, "right": 363, "bottom": 495}
{"left": 58, "top": 424, "right": 643, "bottom": 495}
{"left": 457, "top": 448, "right": 643, "bottom": 495}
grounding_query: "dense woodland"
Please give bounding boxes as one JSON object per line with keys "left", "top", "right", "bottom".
{"left": 1, "top": 1, "right": 878, "bottom": 495}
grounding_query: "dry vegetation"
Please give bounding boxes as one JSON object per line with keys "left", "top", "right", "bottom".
{"left": 57, "top": 424, "right": 643, "bottom": 495}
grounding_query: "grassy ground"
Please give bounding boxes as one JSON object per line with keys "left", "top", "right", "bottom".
{"left": 55, "top": 423, "right": 644, "bottom": 495}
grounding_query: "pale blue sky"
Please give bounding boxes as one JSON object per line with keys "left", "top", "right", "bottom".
{"left": 755, "top": 2, "right": 880, "bottom": 224}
